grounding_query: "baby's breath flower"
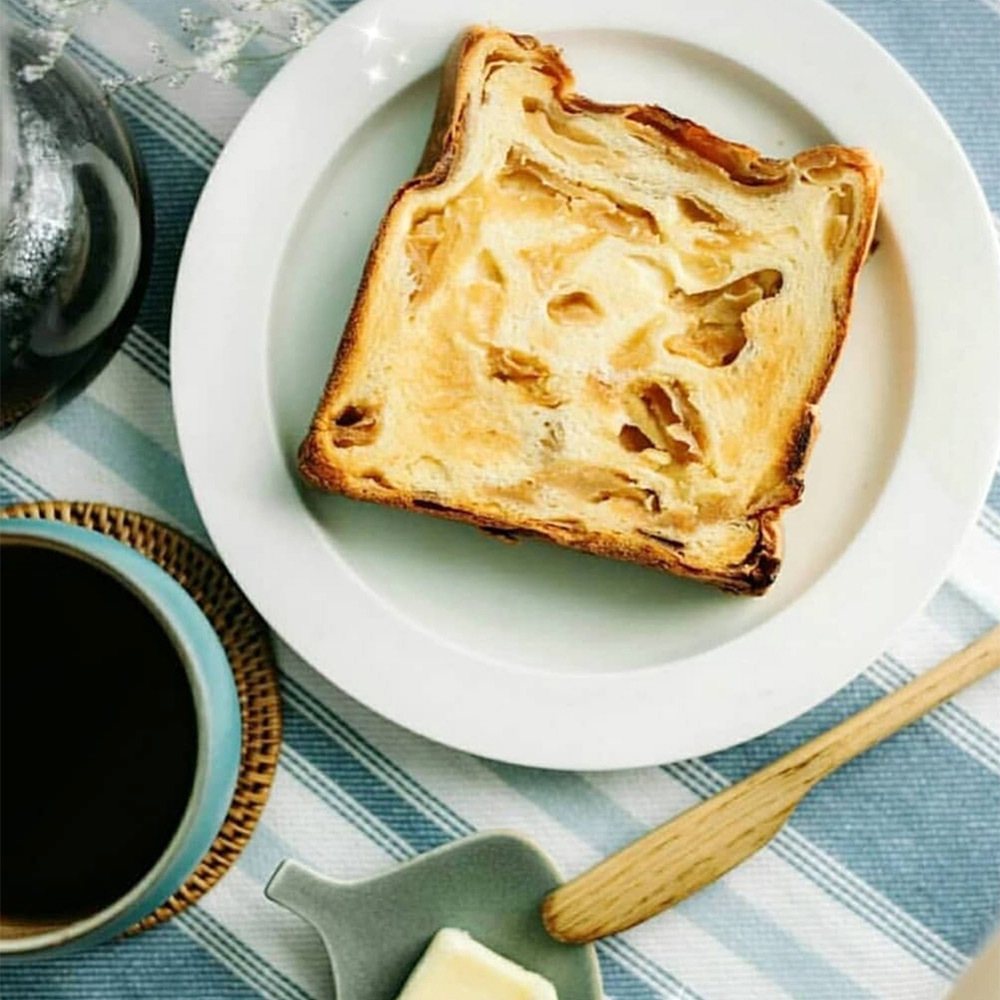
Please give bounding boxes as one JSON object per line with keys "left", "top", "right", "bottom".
{"left": 101, "top": 70, "right": 155, "bottom": 92}
{"left": 188, "top": 16, "right": 257, "bottom": 77}
{"left": 24, "top": 0, "right": 330, "bottom": 95}
{"left": 18, "top": 0, "right": 107, "bottom": 82}
{"left": 147, "top": 41, "right": 170, "bottom": 65}
{"left": 288, "top": 8, "right": 322, "bottom": 46}
{"left": 212, "top": 62, "right": 239, "bottom": 83}
{"left": 19, "top": 25, "right": 72, "bottom": 82}
{"left": 100, "top": 73, "right": 126, "bottom": 92}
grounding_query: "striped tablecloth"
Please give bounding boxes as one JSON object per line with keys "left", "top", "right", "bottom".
{"left": 2, "top": 1, "right": 999, "bottom": 997}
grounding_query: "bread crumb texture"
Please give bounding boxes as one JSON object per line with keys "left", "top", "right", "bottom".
{"left": 299, "top": 28, "right": 881, "bottom": 594}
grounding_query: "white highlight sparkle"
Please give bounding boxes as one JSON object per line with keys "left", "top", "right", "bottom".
{"left": 366, "top": 63, "right": 387, "bottom": 84}
{"left": 356, "top": 17, "right": 390, "bottom": 52}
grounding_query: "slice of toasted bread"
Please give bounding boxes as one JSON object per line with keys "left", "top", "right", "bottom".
{"left": 299, "top": 27, "right": 881, "bottom": 594}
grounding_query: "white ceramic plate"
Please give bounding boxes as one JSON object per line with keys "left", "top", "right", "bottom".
{"left": 172, "top": 0, "right": 1000, "bottom": 769}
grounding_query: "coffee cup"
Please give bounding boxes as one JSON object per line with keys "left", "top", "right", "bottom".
{"left": 0, "top": 518, "right": 241, "bottom": 958}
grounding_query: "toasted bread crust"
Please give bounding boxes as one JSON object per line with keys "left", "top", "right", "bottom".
{"left": 300, "top": 429, "right": 780, "bottom": 593}
{"left": 299, "top": 27, "right": 881, "bottom": 594}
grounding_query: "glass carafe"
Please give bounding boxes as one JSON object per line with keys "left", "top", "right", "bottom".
{"left": 1, "top": 27, "right": 152, "bottom": 434}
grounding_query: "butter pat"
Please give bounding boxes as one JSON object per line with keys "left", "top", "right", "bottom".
{"left": 395, "top": 928, "right": 559, "bottom": 1000}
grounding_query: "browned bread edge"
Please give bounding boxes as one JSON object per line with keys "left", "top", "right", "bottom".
{"left": 298, "top": 26, "right": 881, "bottom": 595}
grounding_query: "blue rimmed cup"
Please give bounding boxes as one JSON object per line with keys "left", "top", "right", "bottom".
{"left": 0, "top": 518, "right": 241, "bottom": 959}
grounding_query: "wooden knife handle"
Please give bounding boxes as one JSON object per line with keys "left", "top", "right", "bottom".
{"left": 542, "top": 626, "right": 1000, "bottom": 944}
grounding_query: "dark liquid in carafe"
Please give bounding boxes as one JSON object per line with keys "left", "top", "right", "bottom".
{"left": 0, "top": 542, "right": 198, "bottom": 922}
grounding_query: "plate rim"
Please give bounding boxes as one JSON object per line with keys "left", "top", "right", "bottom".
{"left": 171, "top": 0, "right": 1000, "bottom": 769}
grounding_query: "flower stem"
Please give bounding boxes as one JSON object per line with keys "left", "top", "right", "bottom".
{"left": 231, "top": 48, "right": 298, "bottom": 64}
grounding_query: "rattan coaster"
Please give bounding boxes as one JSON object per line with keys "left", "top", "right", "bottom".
{"left": 0, "top": 500, "right": 282, "bottom": 933}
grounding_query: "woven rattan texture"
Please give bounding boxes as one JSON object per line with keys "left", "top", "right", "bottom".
{"left": 0, "top": 500, "right": 282, "bottom": 932}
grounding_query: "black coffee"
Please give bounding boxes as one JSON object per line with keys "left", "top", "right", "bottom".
{"left": 0, "top": 541, "right": 199, "bottom": 922}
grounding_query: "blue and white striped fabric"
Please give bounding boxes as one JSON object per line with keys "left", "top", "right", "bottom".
{"left": 1, "top": 1, "right": 998, "bottom": 997}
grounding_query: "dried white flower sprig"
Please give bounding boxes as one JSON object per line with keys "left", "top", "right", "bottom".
{"left": 104, "top": 2, "right": 325, "bottom": 91}
{"left": 18, "top": 0, "right": 326, "bottom": 92}
{"left": 18, "top": 0, "right": 109, "bottom": 83}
